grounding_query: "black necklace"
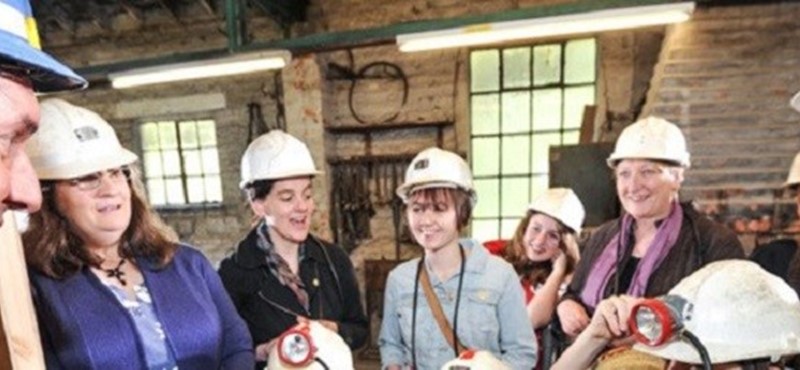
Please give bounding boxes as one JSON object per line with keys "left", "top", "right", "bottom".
{"left": 102, "top": 258, "right": 128, "bottom": 286}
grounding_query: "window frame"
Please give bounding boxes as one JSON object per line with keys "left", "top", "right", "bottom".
{"left": 134, "top": 113, "right": 225, "bottom": 211}
{"left": 468, "top": 38, "right": 597, "bottom": 241}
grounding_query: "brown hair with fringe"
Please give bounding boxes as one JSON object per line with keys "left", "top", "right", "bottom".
{"left": 23, "top": 165, "right": 179, "bottom": 279}
{"left": 502, "top": 211, "right": 578, "bottom": 287}
{"left": 406, "top": 187, "right": 473, "bottom": 230}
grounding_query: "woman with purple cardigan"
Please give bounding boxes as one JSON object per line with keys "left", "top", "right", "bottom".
{"left": 22, "top": 99, "right": 253, "bottom": 369}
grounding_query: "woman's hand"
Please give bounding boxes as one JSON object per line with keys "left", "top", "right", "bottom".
{"left": 556, "top": 299, "right": 590, "bottom": 337}
{"left": 584, "top": 295, "right": 641, "bottom": 342}
{"left": 551, "top": 251, "right": 567, "bottom": 277}
{"left": 254, "top": 339, "right": 277, "bottom": 362}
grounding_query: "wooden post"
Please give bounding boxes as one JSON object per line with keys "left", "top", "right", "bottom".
{"left": 0, "top": 212, "right": 45, "bottom": 369}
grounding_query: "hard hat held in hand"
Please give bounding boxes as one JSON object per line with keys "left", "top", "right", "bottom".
{"left": 240, "top": 130, "right": 321, "bottom": 189}
{"left": 396, "top": 147, "right": 476, "bottom": 205}
{"left": 266, "top": 321, "right": 353, "bottom": 370}
{"left": 25, "top": 99, "right": 137, "bottom": 180}
{"left": 607, "top": 116, "right": 690, "bottom": 168}
{"left": 784, "top": 152, "right": 800, "bottom": 188}
{"left": 439, "top": 350, "right": 510, "bottom": 370}
{"left": 528, "top": 188, "right": 585, "bottom": 234}
{"left": 634, "top": 260, "right": 800, "bottom": 364}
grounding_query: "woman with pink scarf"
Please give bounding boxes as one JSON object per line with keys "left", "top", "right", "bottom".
{"left": 555, "top": 116, "right": 744, "bottom": 338}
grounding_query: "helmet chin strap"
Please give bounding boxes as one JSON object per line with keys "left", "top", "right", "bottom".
{"left": 313, "top": 357, "right": 330, "bottom": 370}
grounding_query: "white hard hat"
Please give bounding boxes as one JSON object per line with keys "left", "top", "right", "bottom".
{"left": 528, "top": 188, "right": 585, "bottom": 234}
{"left": 784, "top": 152, "right": 800, "bottom": 188}
{"left": 240, "top": 130, "right": 321, "bottom": 189}
{"left": 26, "top": 99, "right": 138, "bottom": 180}
{"left": 267, "top": 321, "right": 353, "bottom": 370}
{"left": 607, "top": 116, "right": 691, "bottom": 168}
{"left": 790, "top": 91, "right": 800, "bottom": 113}
{"left": 396, "top": 147, "right": 476, "bottom": 205}
{"left": 635, "top": 260, "right": 800, "bottom": 364}
{"left": 439, "top": 350, "right": 510, "bottom": 370}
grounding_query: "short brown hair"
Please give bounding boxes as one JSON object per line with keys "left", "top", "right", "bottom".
{"left": 406, "top": 187, "right": 473, "bottom": 229}
{"left": 23, "top": 166, "right": 179, "bottom": 279}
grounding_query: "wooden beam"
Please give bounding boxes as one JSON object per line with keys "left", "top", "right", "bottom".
{"left": 118, "top": 0, "right": 143, "bottom": 22}
{"left": 197, "top": 0, "right": 217, "bottom": 17}
{"left": 0, "top": 213, "right": 45, "bottom": 369}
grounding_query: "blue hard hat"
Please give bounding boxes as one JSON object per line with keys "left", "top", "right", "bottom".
{"left": 0, "top": 0, "right": 86, "bottom": 92}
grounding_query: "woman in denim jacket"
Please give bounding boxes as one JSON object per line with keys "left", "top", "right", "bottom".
{"left": 379, "top": 147, "right": 536, "bottom": 370}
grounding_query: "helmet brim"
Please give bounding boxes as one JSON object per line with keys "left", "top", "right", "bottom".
{"left": 0, "top": 32, "right": 87, "bottom": 92}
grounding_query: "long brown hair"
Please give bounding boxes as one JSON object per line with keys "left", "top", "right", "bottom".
{"left": 23, "top": 165, "right": 179, "bottom": 279}
{"left": 503, "top": 211, "right": 578, "bottom": 286}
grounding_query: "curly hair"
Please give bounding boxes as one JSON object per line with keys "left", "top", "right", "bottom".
{"left": 23, "top": 166, "right": 178, "bottom": 279}
{"left": 502, "top": 211, "right": 578, "bottom": 287}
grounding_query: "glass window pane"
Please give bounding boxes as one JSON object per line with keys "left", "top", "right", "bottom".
{"left": 471, "top": 94, "right": 500, "bottom": 135}
{"left": 183, "top": 149, "right": 202, "bottom": 176}
{"left": 471, "top": 137, "right": 499, "bottom": 176}
{"left": 532, "top": 88, "right": 562, "bottom": 132}
{"left": 140, "top": 123, "right": 160, "bottom": 151}
{"left": 201, "top": 148, "right": 220, "bottom": 174}
{"left": 143, "top": 152, "right": 163, "bottom": 178}
{"left": 501, "top": 91, "right": 531, "bottom": 134}
{"left": 564, "top": 86, "right": 595, "bottom": 130}
{"left": 532, "top": 174, "right": 548, "bottom": 196}
{"left": 161, "top": 150, "right": 182, "bottom": 176}
{"left": 471, "top": 50, "right": 500, "bottom": 93}
{"left": 158, "top": 122, "right": 178, "bottom": 150}
{"left": 205, "top": 175, "right": 223, "bottom": 202}
{"left": 501, "top": 135, "right": 529, "bottom": 175}
{"left": 563, "top": 130, "right": 580, "bottom": 145}
{"left": 165, "top": 178, "right": 186, "bottom": 204}
{"left": 503, "top": 47, "right": 531, "bottom": 89}
{"left": 501, "top": 218, "right": 521, "bottom": 239}
{"left": 197, "top": 120, "right": 217, "bottom": 146}
{"left": 532, "top": 133, "right": 561, "bottom": 173}
{"left": 565, "top": 38, "right": 596, "bottom": 84}
{"left": 146, "top": 179, "right": 166, "bottom": 206}
{"left": 473, "top": 179, "right": 499, "bottom": 218}
{"left": 186, "top": 176, "right": 206, "bottom": 203}
{"left": 533, "top": 44, "right": 562, "bottom": 86}
{"left": 501, "top": 177, "right": 529, "bottom": 217}
{"left": 179, "top": 121, "right": 198, "bottom": 149}
{"left": 471, "top": 219, "right": 499, "bottom": 243}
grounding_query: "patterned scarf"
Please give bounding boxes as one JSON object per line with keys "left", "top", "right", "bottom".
{"left": 255, "top": 220, "right": 309, "bottom": 311}
{"left": 580, "top": 201, "right": 683, "bottom": 310}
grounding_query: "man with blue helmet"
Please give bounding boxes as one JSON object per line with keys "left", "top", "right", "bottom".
{"left": 0, "top": 0, "right": 86, "bottom": 225}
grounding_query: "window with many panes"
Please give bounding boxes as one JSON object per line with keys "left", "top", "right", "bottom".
{"left": 470, "top": 38, "right": 596, "bottom": 241}
{"left": 139, "top": 120, "right": 223, "bottom": 207}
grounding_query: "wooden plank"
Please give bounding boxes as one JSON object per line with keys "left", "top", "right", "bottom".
{"left": 579, "top": 105, "right": 596, "bottom": 144}
{"left": 0, "top": 212, "right": 45, "bottom": 369}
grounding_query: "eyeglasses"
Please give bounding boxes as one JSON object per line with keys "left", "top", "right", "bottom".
{"left": 65, "top": 167, "right": 132, "bottom": 191}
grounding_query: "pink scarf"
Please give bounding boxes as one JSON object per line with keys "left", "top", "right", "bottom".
{"left": 580, "top": 201, "right": 683, "bottom": 310}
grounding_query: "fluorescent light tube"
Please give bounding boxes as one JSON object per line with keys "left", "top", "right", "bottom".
{"left": 109, "top": 50, "right": 291, "bottom": 89}
{"left": 398, "top": 2, "right": 694, "bottom": 52}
